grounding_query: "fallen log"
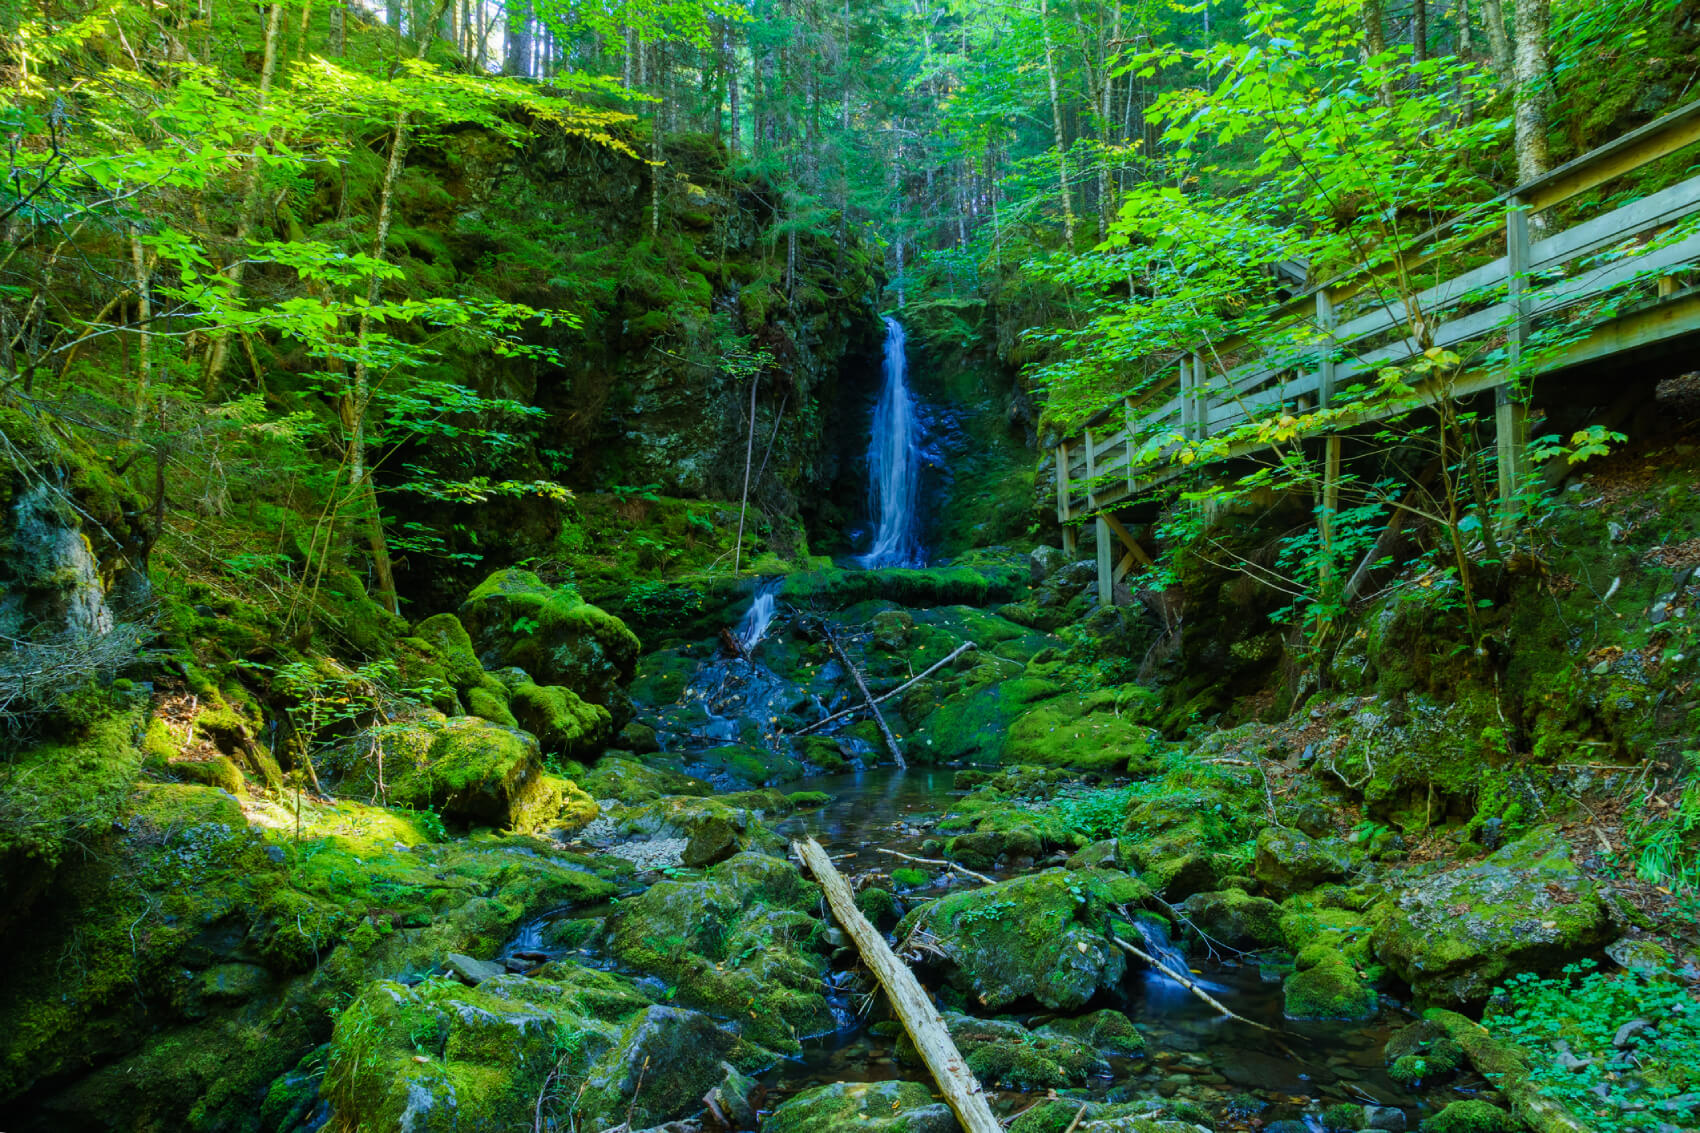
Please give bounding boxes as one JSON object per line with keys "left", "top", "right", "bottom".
{"left": 794, "top": 640, "right": 977, "bottom": 736}
{"left": 793, "top": 837, "right": 1001, "bottom": 1133}
{"left": 820, "top": 623, "right": 906, "bottom": 769}
{"left": 1111, "top": 936, "right": 1272, "bottom": 1031}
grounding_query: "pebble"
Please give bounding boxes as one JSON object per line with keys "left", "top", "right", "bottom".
{"left": 603, "top": 837, "right": 687, "bottom": 871}
{"left": 1364, "top": 1105, "right": 1407, "bottom": 1132}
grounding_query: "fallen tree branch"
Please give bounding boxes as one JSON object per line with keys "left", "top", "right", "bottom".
{"left": 820, "top": 623, "right": 906, "bottom": 768}
{"left": 1111, "top": 935, "right": 1272, "bottom": 1031}
{"left": 795, "top": 640, "right": 977, "bottom": 736}
{"left": 793, "top": 838, "right": 1002, "bottom": 1133}
{"left": 876, "top": 847, "right": 996, "bottom": 886}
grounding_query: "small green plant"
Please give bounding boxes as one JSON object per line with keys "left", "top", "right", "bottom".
{"left": 1489, "top": 960, "right": 1700, "bottom": 1132}
{"left": 513, "top": 616, "right": 541, "bottom": 637}
{"left": 955, "top": 899, "right": 1016, "bottom": 928}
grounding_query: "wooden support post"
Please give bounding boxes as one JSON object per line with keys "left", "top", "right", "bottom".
{"left": 1102, "top": 513, "right": 1154, "bottom": 569}
{"left": 1315, "top": 288, "right": 1337, "bottom": 408}
{"left": 1320, "top": 435, "right": 1342, "bottom": 588}
{"left": 1178, "top": 356, "right": 1195, "bottom": 440}
{"left": 1500, "top": 198, "right": 1533, "bottom": 512}
{"left": 1056, "top": 441, "right": 1077, "bottom": 556}
{"left": 1124, "top": 395, "right": 1137, "bottom": 497}
{"left": 793, "top": 838, "right": 1004, "bottom": 1133}
{"left": 1096, "top": 515, "right": 1114, "bottom": 608}
{"left": 1191, "top": 351, "right": 1209, "bottom": 440}
{"left": 1085, "top": 428, "right": 1098, "bottom": 510}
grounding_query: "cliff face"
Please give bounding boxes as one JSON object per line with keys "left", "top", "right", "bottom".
{"left": 357, "top": 125, "right": 885, "bottom": 601}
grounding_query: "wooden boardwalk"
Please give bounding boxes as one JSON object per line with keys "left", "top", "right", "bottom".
{"left": 1054, "top": 100, "right": 1700, "bottom": 605}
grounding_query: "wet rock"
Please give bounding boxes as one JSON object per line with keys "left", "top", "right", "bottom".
{"left": 577, "top": 1006, "right": 758, "bottom": 1130}
{"left": 1606, "top": 935, "right": 1673, "bottom": 974}
{"left": 1371, "top": 826, "right": 1617, "bottom": 1004}
{"left": 1181, "top": 888, "right": 1285, "bottom": 950}
{"left": 1364, "top": 1107, "right": 1407, "bottom": 1132}
{"left": 702, "top": 1061, "right": 759, "bottom": 1128}
{"left": 855, "top": 886, "right": 900, "bottom": 930}
{"left": 1254, "top": 826, "right": 1350, "bottom": 899}
{"left": 1037, "top": 1007, "right": 1149, "bottom": 1064}
{"left": 763, "top": 1081, "right": 959, "bottom": 1133}
{"left": 897, "top": 868, "right": 1127, "bottom": 1011}
{"left": 444, "top": 952, "right": 507, "bottom": 985}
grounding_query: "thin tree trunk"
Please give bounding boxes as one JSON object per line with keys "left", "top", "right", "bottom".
{"left": 504, "top": 0, "right": 532, "bottom": 76}
{"left": 1361, "top": 0, "right": 1394, "bottom": 105}
{"left": 1039, "top": 0, "right": 1076, "bottom": 246}
{"left": 129, "top": 230, "right": 153, "bottom": 434}
{"left": 1511, "top": 0, "right": 1551, "bottom": 184}
{"left": 1413, "top": 0, "right": 1428, "bottom": 60}
{"left": 203, "top": 0, "right": 284, "bottom": 394}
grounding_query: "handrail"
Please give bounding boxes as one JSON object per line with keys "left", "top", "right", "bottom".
{"left": 1064, "top": 97, "right": 1700, "bottom": 441}
{"left": 1057, "top": 97, "right": 1700, "bottom": 536}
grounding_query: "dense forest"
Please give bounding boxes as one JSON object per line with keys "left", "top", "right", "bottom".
{"left": 2, "top": 1, "right": 1699, "bottom": 1131}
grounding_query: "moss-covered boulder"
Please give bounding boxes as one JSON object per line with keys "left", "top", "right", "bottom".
{"left": 1422, "top": 1101, "right": 1516, "bottom": 1133}
{"left": 1254, "top": 826, "right": 1350, "bottom": 899}
{"left": 904, "top": 1012, "right": 1108, "bottom": 1089}
{"left": 322, "top": 967, "right": 760, "bottom": 1133}
{"left": 576, "top": 755, "right": 710, "bottom": 803}
{"left": 606, "top": 852, "right": 832, "bottom": 1052}
{"left": 897, "top": 869, "right": 1127, "bottom": 1011}
{"left": 459, "top": 569, "right": 640, "bottom": 713}
{"left": 763, "top": 1080, "right": 960, "bottom": 1133}
{"left": 1385, "top": 1019, "right": 1463, "bottom": 1087}
{"left": 1283, "top": 951, "right": 1379, "bottom": 1020}
{"left": 508, "top": 681, "right": 613, "bottom": 760}
{"left": 1181, "top": 887, "right": 1285, "bottom": 950}
{"left": 1371, "top": 827, "right": 1616, "bottom": 1005}
{"left": 386, "top": 717, "right": 559, "bottom": 831}
{"left": 1003, "top": 689, "right": 1167, "bottom": 773}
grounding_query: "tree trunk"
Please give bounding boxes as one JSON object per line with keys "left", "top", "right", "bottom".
{"left": 1479, "top": 0, "right": 1514, "bottom": 80}
{"left": 1511, "top": 0, "right": 1551, "bottom": 184}
{"left": 1361, "top": 0, "right": 1394, "bottom": 105}
{"left": 202, "top": 0, "right": 284, "bottom": 394}
{"left": 1039, "top": 0, "right": 1076, "bottom": 246}
{"left": 1413, "top": 0, "right": 1428, "bottom": 60}
{"left": 129, "top": 229, "right": 153, "bottom": 434}
{"left": 504, "top": 0, "right": 532, "bottom": 76}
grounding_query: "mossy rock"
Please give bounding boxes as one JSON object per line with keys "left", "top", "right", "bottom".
{"left": 1037, "top": 1007, "right": 1149, "bottom": 1063}
{"left": 1422, "top": 1101, "right": 1516, "bottom": 1133}
{"left": 1283, "top": 955, "right": 1378, "bottom": 1021}
{"left": 574, "top": 1004, "right": 767, "bottom": 1129}
{"left": 855, "top": 886, "right": 900, "bottom": 929}
{"left": 576, "top": 755, "right": 710, "bottom": 803}
{"left": 1004, "top": 689, "right": 1167, "bottom": 773}
{"left": 1181, "top": 888, "right": 1285, "bottom": 950}
{"left": 1254, "top": 826, "right": 1350, "bottom": 899}
{"left": 763, "top": 1080, "right": 959, "bottom": 1133}
{"left": 411, "top": 612, "right": 485, "bottom": 691}
{"left": 385, "top": 717, "right": 555, "bottom": 831}
{"left": 897, "top": 868, "right": 1127, "bottom": 1011}
{"left": 465, "top": 679, "right": 518, "bottom": 728}
{"left": 459, "top": 569, "right": 640, "bottom": 713}
{"left": 1385, "top": 1019, "right": 1463, "bottom": 1086}
{"left": 508, "top": 681, "right": 613, "bottom": 760}
{"left": 1371, "top": 826, "right": 1615, "bottom": 1005}
{"left": 606, "top": 852, "right": 831, "bottom": 1052}
{"left": 777, "top": 562, "right": 1025, "bottom": 611}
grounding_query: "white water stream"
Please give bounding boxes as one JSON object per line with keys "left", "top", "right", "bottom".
{"left": 859, "top": 316, "right": 925, "bottom": 567}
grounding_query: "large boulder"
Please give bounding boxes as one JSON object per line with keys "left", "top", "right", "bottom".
{"left": 575, "top": 1005, "right": 758, "bottom": 1129}
{"left": 385, "top": 717, "right": 565, "bottom": 831}
{"left": 1255, "top": 826, "right": 1351, "bottom": 899}
{"left": 507, "top": 681, "right": 613, "bottom": 760}
{"left": 607, "top": 852, "right": 832, "bottom": 1052}
{"left": 459, "top": 569, "right": 640, "bottom": 713}
{"left": 1372, "top": 827, "right": 1617, "bottom": 1004}
{"left": 897, "top": 869, "right": 1127, "bottom": 1011}
{"left": 764, "top": 1081, "right": 960, "bottom": 1133}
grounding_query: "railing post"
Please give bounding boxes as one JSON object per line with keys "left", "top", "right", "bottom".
{"left": 1498, "top": 197, "right": 1532, "bottom": 513}
{"left": 1315, "top": 288, "right": 1337, "bottom": 408}
{"left": 1124, "top": 395, "right": 1137, "bottom": 498}
{"left": 1085, "top": 427, "right": 1098, "bottom": 510}
{"left": 1056, "top": 442, "right": 1077, "bottom": 556}
{"left": 1189, "top": 351, "right": 1208, "bottom": 440}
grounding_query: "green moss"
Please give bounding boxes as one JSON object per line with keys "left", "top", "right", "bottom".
{"left": 385, "top": 717, "right": 556, "bottom": 831}
{"left": 1283, "top": 955, "right": 1378, "bottom": 1021}
{"left": 891, "top": 867, "right": 930, "bottom": 888}
{"left": 855, "top": 886, "right": 899, "bottom": 929}
{"left": 1422, "top": 1101, "right": 1516, "bottom": 1133}
{"left": 508, "top": 681, "right": 612, "bottom": 760}
{"left": 763, "top": 1080, "right": 956, "bottom": 1133}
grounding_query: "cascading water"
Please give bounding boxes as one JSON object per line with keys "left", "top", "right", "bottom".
{"left": 736, "top": 578, "right": 782, "bottom": 653}
{"left": 859, "top": 316, "right": 925, "bottom": 568}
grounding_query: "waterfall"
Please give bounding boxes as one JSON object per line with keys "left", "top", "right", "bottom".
{"left": 1135, "top": 918, "right": 1193, "bottom": 985}
{"left": 737, "top": 578, "right": 782, "bottom": 653}
{"left": 859, "top": 316, "right": 925, "bottom": 568}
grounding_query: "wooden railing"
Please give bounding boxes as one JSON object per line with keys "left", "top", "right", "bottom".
{"left": 1056, "top": 99, "right": 1700, "bottom": 592}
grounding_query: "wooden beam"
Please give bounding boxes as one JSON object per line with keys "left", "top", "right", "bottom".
{"left": 1522, "top": 98, "right": 1700, "bottom": 213}
{"left": 1113, "top": 549, "right": 1137, "bottom": 585}
{"left": 792, "top": 839, "right": 1003, "bottom": 1133}
{"left": 1101, "top": 513, "right": 1154, "bottom": 568}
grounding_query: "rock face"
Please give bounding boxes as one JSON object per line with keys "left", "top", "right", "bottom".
{"left": 1372, "top": 827, "right": 1617, "bottom": 1004}
{"left": 763, "top": 1081, "right": 961, "bottom": 1133}
{"left": 899, "top": 869, "right": 1127, "bottom": 1011}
